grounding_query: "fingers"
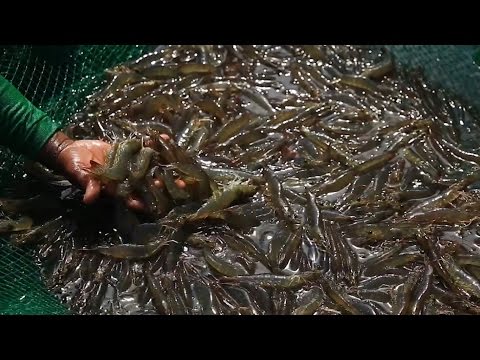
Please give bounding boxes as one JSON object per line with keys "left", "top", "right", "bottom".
{"left": 103, "top": 182, "right": 118, "bottom": 197}
{"left": 175, "top": 179, "right": 187, "bottom": 189}
{"left": 120, "top": 177, "right": 184, "bottom": 213}
{"left": 125, "top": 194, "right": 146, "bottom": 212}
{"left": 100, "top": 182, "right": 146, "bottom": 212}
{"left": 154, "top": 176, "right": 186, "bottom": 189}
{"left": 78, "top": 135, "right": 186, "bottom": 211}
{"left": 83, "top": 179, "right": 103, "bottom": 204}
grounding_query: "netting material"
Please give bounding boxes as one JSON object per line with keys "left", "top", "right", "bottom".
{"left": 385, "top": 45, "right": 480, "bottom": 110}
{"left": 0, "top": 45, "right": 155, "bottom": 314}
{"left": 0, "top": 45, "right": 479, "bottom": 315}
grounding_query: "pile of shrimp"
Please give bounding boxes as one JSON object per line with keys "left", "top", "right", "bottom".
{"left": 4, "top": 45, "right": 480, "bottom": 315}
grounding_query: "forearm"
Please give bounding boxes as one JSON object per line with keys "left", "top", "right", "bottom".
{"left": 0, "top": 75, "right": 61, "bottom": 159}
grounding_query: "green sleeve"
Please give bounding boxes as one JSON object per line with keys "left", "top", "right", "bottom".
{"left": 0, "top": 75, "right": 61, "bottom": 159}
{"left": 474, "top": 48, "right": 480, "bottom": 66}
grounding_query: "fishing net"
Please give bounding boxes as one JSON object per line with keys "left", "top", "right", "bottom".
{"left": 0, "top": 45, "right": 155, "bottom": 314}
{"left": 0, "top": 45, "right": 479, "bottom": 315}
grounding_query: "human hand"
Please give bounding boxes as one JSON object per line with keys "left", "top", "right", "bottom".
{"left": 39, "top": 131, "right": 185, "bottom": 211}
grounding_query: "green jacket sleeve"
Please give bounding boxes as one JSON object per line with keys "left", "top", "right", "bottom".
{"left": 0, "top": 75, "right": 61, "bottom": 159}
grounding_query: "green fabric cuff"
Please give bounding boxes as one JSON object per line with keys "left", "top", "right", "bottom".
{"left": 25, "top": 110, "right": 62, "bottom": 160}
{"left": 0, "top": 75, "right": 62, "bottom": 159}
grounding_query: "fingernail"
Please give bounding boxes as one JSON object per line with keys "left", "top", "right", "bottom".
{"left": 175, "top": 179, "right": 186, "bottom": 189}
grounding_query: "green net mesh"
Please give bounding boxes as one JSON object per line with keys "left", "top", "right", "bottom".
{"left": 0, "top": 45, "right": 155, "bottom": 314}
{"left": 385, "top": 45, "right": 480, "bottom": 109}
{"left": 0, "top": 45, "right": 479, "bottom": 315}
